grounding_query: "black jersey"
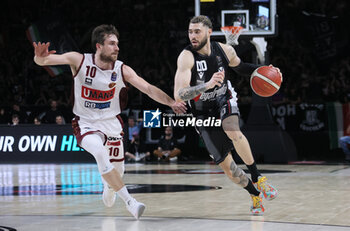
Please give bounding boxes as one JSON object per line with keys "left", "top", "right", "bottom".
{"left": 185, "top": 41, "right": 237, "bottom": 116}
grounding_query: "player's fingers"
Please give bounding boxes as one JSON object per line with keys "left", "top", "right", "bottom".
{"left": 215, "top": 76, "right": 224, "bottom": 84}
{"left": 179, "top": 105, "right": 187, "bottom": 113}
{"left": 176, "top": 109, "right": 185, "bottom": 115}
{"left": 176, "top": 103, "right": 187, "bottom": 112}
{"left": 177, "top": 103, "right": 186, "bottom": 110}
{"left": 216, "top": 71, "right": 225, "bottom": 78}
{"left": 179, "top": 101, "right": 186, "bottom": 106}
{"left": 215, "top": 81, "right": 222, "bottom": 87}
{"left": 218, "top": 73, "right": 225, "bottom": 81}
{"left": 49, "top": 50, "right": 56, "bottom": 54}
{"left": 179, "top": 105, "right": 187, "bottom": 112}
{"left": 269, "top": 64, "right": 280, "bottom": 72}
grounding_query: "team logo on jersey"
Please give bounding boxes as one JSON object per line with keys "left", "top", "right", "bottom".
{"left": 216, "top": 56, "right": 223, "bottom": 65}
{"left": 82, "top": 86, "right": 115, "bottom": 101}
{"left": 196, "top": 60, "right": 207, "bottom": 79}
{"left": 111, "top": 72, "right": 117, "bottom": 81}
{"left": 109, "top": 83, "right": 116, "bottom": 88}
{"left": 143, "top": 109, "right": 161, "bottom": 128}
{"left": 85, "top": 78, "right": 93, "bottom": 85}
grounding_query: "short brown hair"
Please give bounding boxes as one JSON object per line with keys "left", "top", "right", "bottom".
{"left": 91, "top": 24, "right": 119, "bottom": 51}
{"left": 190, "top": 15, "right": 213, "bottom": 29}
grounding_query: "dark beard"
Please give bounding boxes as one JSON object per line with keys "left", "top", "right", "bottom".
{"left": 191, "top": 38, "right": 207, "bottom": 51}
{"left": 100, "top": 53, "right": 116, "bottom": 63}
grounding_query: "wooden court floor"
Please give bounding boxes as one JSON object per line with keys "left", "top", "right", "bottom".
{"left": 0, "top": 162, "right": 350, "bottom": 231}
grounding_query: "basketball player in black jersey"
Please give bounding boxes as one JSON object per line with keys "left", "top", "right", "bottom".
{"left": 174, "top": 16, "right": 279, "bottom": 215}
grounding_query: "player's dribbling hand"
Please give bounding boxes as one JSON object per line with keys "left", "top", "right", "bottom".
{"left": 171, "top": 101, "right": 187, "bottom": 114}
{"left": 268, "top": 64, "right": 283, "bottom": 82}
{"left": 33, "top": 42, "right": 56, "bottom": 57}
{"left": 206, "top": 71, "right": 225, "bottom": 89}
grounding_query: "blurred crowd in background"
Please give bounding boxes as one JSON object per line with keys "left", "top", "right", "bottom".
{"left": 0, "top": 0, "right": 349, "bottom": 125}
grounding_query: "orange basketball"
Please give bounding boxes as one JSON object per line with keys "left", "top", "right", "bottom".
{"left": 250, "top": 66, "right": 282, "bottom": 97}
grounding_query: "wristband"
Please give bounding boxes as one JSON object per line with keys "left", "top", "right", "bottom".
{"left": 231, "top": 61, "right": 261, "bottom": 76}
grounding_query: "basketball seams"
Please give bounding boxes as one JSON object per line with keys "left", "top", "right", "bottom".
{"left": 253, "top": 72, "right": 280, "bottom": 90}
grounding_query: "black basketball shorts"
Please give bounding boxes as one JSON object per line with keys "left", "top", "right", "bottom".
{"left": 195, "top": 103, "right": 240, "bottom": 165}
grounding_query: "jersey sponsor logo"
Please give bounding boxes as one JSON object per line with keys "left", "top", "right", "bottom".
{"left": 106, "top": 136, "right": 122, "bottom": 146}
{"left": 200, "top": 84, "right": 227, "bottom": 101}
{"left": 81, "top": 86, "right": 115, "bottom": 101}
{"left": 84, "top": 101, "right": 111, "bottom": 109}
{"left": 107, "top": 136, "right": 123, "bottom": 141}
{"left": 107, "top": 140, "right": 120, "bottom": 146}
{"left": 85, "top": 78, "right": 93, "bottom": 85}
{"left": 196, "top": 60, "right": 207, "bottom": 79}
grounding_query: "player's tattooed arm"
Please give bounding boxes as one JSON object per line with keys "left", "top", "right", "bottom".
{"left": 178, "top": 83, "right": 207, "bottom": 101}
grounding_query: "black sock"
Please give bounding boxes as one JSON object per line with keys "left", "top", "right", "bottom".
{"left": 244, "top": 179, "right": 260, "bottom": 196}
{"left": 246, "top": 162, "right": 261, "bottom": 183}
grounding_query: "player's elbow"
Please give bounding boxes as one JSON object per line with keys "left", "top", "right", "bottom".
{"left": 174, "top": 90, "right": 182, "bottom": 102}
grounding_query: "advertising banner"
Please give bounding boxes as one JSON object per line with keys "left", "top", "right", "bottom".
{"left": 0, "top": 125, "right": 92, "bottom": 163}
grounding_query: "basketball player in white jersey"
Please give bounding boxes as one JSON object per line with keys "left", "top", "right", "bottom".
{"left": 33, "top": 24, "right": 186, "bottom": 219}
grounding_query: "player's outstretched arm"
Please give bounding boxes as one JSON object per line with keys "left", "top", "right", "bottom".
{"left": 33, "top": 42, "right": 83, "bottom": 71}
{"left": 219, "top": 42, "right": 282, "bottom": 77}
{"left": 174, "top": 50, "right": 224, "bottom": 101}
{"left": 122, "top": 65, "right": 186, "bottom": 114}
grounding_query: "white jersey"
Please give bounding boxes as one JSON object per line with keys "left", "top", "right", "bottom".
{"left": 73, "top": 54, "right": 127, "bottom": 121}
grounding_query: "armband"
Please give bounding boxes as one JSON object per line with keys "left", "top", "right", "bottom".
{"left": 231, "top": 61, "right": 261, "bottom": 76}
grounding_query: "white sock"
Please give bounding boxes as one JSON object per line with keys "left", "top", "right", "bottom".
{"left": 116, "top": 186, "right": 133, "bottom": 203}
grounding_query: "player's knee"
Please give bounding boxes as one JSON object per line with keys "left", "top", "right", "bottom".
{"left": 93, "top": 151, "right": 114, "bottom": 175}
{"left": 81, "top": 134, "right": 114, "bottom": 175}
{"left": 230, "top": 161, "right": 248, "bottom": 187}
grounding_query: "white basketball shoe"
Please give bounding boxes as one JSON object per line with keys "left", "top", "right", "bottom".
{"left": 102, "top": 184, "right": 116, "bottom": 207}
{"left": 126, "top": 198, "right": 146, "bottom": 219}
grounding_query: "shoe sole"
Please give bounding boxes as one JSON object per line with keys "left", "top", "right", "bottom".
{"left": 264, "top": 192, "right": 278, "bottom": 201}
{"left": 135, "top": 204, "right": 146, "bottom": 219}
{"left": 102, "top": 190, "right": 116, "bottom": 207}
{"left": 103, "top": 197, "right": 116, "bottom": 207}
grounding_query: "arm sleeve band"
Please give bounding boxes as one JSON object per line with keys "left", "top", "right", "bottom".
{"left": 231, "top": 61, "right": 261, "bottom": 76}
